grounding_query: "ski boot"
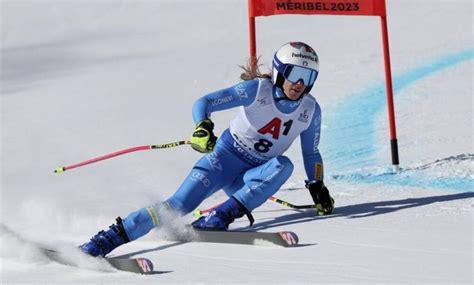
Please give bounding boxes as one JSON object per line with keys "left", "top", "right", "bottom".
{"left": 79, "top": 217, "right": 130, "bottom": 257}
{"left": 192, "top": 197, "right": 253, "bottom": 230}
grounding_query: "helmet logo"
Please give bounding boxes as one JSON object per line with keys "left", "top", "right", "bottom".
{"left": 302, "top": 61, "right": 308, "bottom": 67}
{"left": 291, "top": 52, "right": 317, "bottom": 63}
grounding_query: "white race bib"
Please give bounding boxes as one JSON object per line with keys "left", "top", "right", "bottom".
{"left": 229, "top": 79, "right": 316, "bottom": 161}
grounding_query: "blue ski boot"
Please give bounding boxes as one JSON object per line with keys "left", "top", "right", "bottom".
{"left": 192, "top": 197, "right": 253, "bottom": 230}
{"left": 79, "top": 217, "right": 130, "bottom": 257}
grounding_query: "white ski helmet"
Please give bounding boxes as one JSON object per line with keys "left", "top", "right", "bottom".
{"left": 272, "top": 42, "right": 319, "bottom": 95}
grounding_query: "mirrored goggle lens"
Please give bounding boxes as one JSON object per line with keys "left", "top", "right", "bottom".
{"left": 283, "top": 65, "right": 318, "bottom": 86}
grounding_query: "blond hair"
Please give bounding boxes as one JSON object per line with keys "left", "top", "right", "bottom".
{"left": 239, "top": 57, "right": 272, "bottom": 81}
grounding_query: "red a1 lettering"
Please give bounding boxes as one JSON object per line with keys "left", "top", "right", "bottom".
{"left": 258, "top": 118, "right": 281, "bottom": 139}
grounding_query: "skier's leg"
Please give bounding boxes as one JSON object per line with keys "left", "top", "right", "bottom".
{"left": 192, "top": 155, "right": 293, "bottom": 230}
{"left": 222, "top": 173, "right": 245, "bottom": 197}
{"left": 118, "top": 151, "right": 234, "bottom": 241}
{"left": 234, "top": 155, "right": 294, "bottom": 211}
{"left": 164, "top": 145, "right": 251, "bottom": 215}
{"left": 79, "top": 141, "right": 250, "bottom": 256}
{"left": 120, "top": 144, "right": 250, "bottom": 237}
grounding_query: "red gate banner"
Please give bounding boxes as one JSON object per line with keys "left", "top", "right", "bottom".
{"left": 249, "top": 0, "right": 386, "bottom": 17}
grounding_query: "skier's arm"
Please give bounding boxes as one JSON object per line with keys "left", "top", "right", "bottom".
{"left": 300, "top": 102, "right": 323, "bottom": 182}
{"left": 300, "top": 103, "right": 334, "bottom": 216}
{"left": 190, "top": 79, "right": 259, "bottom": 153}
{"left": 192, "top": 79, "right": 259, "bottom": 123}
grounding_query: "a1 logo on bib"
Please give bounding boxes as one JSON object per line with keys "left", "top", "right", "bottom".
{"left": 258, "top": 118, "right": 293, "bottom": 139}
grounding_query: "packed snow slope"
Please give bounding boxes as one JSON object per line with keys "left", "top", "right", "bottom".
{"left": 1, "top": 0, "right": 472, "bottom": 284}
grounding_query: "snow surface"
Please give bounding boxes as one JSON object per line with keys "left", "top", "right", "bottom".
{"left": 1, "top": 0, "right": 473, "bottom": 284}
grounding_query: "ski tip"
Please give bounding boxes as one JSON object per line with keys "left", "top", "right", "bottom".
{"left": 279, "top": 231, "right": 299, "bottom": 246}
{"left": 136, "top": 258, "right": 154, "bottom": 274}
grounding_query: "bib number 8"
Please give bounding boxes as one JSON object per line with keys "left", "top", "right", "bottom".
{"left": 254, "top": 139, "right": 273, "bottom": 153}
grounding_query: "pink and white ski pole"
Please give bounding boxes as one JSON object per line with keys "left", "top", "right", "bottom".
{"left": 54, "top": 140, "right": 191, "bottom": 173}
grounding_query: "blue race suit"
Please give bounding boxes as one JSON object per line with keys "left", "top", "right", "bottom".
{"left": 121, "top": 78, "right": 323, "bottom": 240}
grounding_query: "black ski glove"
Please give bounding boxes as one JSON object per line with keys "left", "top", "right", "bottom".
{"left": 305, "top": 180, "right": 335, "bottom": 216}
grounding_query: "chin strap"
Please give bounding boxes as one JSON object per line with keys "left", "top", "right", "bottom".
{"left": 275, "top": 96, "right": 289, "bottom": 102}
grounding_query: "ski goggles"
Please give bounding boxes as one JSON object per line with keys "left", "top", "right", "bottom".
{"left": 283, "top": 65, "right": 318, "bottom": 86}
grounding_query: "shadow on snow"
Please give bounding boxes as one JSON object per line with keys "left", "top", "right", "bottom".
{"left": 252, "top": 192, "right": 474, "bottom": 230}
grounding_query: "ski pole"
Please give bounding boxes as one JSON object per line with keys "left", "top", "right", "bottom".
{"left": 193, "top": 196, "right": 315, "bottom": 217}
{"left": 54, "top": 140, "right": 191, "bottom": 173}
{"left": 268, "top": 196, "right": 316, "bottom": 209}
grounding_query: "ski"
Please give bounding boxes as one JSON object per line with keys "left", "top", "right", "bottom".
{"left": 43, "top": 248, "right": 154, "bottom": 274}
{"left": 186, "top": 227, "right": 299, "bottom": 247}
{"left": 106, "top": 257, "right": 154, "bottom": 274}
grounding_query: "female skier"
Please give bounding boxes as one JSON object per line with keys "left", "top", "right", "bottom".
{"left": 80, "top": 42, "right": 334, "bottom": 257}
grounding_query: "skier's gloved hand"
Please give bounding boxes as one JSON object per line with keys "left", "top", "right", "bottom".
{"left": 191, "top": 119, "right": 217, "bottom": 153}
{"left": 305, "top": 180, "right": 335, "bottom": 216}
